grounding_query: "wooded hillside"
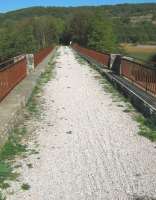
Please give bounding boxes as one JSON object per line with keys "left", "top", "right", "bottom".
{"left": 0, "top": 3, "right": 156, "bottom": 61}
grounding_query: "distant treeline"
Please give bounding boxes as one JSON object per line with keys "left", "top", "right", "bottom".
{"left": 0, "top": 3, "right": 156, "bottom": 61}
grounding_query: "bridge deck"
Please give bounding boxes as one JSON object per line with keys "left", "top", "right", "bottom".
{"left": 9, "top": 47, "right": 156, "bottom": 200}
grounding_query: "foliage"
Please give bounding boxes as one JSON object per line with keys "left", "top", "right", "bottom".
{"left": 67, "top": 11, "right": 118, "bottom": 52}
{"left": 136, "top": 115, "right": 156, "bottom": 141}
{"left": 0, "top": 127, "right": 27, "bottom": 190}
{"left": 114, "top": 20, "right": 156, "bottom": 44}
{"left": 0, "top": 191, "right": 6, "bottom": 200}
{"left": 0, "top": 16, "right": 64, "bottom": 61}
{"left": 87, "top": 14, "right": 118, "bottom": 52}
{"left": 149, "top": 54, "right": 156, "bottom": 63}
{"left": 0, "top": 127, "right": 27, "bottom": 160}
{"left": 68, "top": 10, "right": 93, "bottom": 46}
{"left": 0, "top": 3, "right": 156, "bottom": 60}
{"left": 21, "top": 183, "right": 30, "bottom": 190}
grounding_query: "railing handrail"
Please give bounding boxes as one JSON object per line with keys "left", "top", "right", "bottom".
{"left": 72, "top": 43, "right": 156, "bottom": 97}
{"left": 121, "top": 56, "right": 156, "bottom": 71}
{"left": 0, "top": 54, "right": 26, "bottom": 70}
{"left": 72, "top": 43, "right": 110, "bottom": 55}
{"left": 75, "top": 43, "right": 156, "bottom": 71}
{"left": 0, "top": 46, "right": 53, "bottom": 102}
{"left": 0, "top": 58, "right": 14, "bottom": 69}
{"left": 0, "top": 56, "right": 26, "bottom": 72}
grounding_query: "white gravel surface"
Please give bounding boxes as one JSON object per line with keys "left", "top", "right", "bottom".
{"left": 8, "top": 46, "right": 156, "bottom": 200}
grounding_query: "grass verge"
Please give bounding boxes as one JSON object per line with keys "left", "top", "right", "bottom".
{"left": 0, "top": 192, "right": 6, "bottom": 200}
{"left": 72, "top": 50, "right": 88, "bottom": 65}
{"left": 135, "top": 115, "right": 156, "bottom": 141}
{"left": 0, "top": 127, "right": 27, "bottom": 190}
{"left": 27, "top": 59, "right": 56, "bottom": 117}
{"left": 21, "top": 183, "right": 30, "bottom": 191}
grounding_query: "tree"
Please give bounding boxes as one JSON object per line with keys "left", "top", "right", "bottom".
{"left": 87, "top": 15, "right": 118, "bottom": 52}
{"left": 0, "top": 19, "right": 37, "bottom": 60}
{"left": 68, "top": 10, "right": 93, "bottom": 46}
{"left": 0, "top": 16, "right": 65, "bottom": 61}
{"left": 32, "top": 16, "right": 65, "bottom": 48}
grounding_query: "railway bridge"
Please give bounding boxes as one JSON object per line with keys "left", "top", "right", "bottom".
{"left": 0, "top": 46, "right": 156, "bottom": 200}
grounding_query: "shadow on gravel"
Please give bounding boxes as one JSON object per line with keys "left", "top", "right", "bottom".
{"left": 132, "top": 195, "right": 156, "bottom": 200}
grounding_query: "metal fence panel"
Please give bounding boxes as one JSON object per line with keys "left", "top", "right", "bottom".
{"left": 34, "top": 47, "right": 53, "bottom": 67}
{"left": 72, "top": 44, "right": 110, "bottom": 67}
{"left": 0, "top": 47, "right": 53, "bottom": 102}
{"left": 121, "top": 58, "right": 156, "bottom": 96}
{"left": 0, "top": 58, "right": 27, "bottom": 102}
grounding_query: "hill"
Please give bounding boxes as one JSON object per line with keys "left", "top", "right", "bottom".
{"left": 1, "top": 3, "right": 156, "bottom": 21}
{"left": 0, "top": 3, "right": 156, "bottom": 61}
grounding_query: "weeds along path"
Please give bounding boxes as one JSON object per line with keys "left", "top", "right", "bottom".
{"left": 8, "top": 46, "right": 156, "bottom": 200}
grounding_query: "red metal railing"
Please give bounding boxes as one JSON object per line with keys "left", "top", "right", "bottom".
{"left": 72, "top": 44, "right": 110, "bottom": 67}
{"left": 0, "top": 59, "right": 14, "bottom": 70}
{"left": 34, "top": 47, "right": 53, "bottom": 67}
{"left": 72, "top": 43, "right": 156, "bottom": 97}
{"left": 0, "top": 58, "right": 27, "bottom": 102}
{"left": 121, "top": 58, "right": 156, "bottom": 96}
{"left": 0, "top": 46, "right": 53, "bottom": 102}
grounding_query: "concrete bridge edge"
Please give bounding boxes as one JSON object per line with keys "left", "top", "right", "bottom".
{"left": 0, "top": 47, "right": 58, "bottom": 149}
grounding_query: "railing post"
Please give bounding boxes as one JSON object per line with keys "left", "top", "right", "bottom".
{"left": 111, "top": 54, "right": 121, "bottom": 75}
{"left": 146, "top": 74, "right": 148, "bottom": 92}
{"left": 26, "top": 54, "right": 35, "bottom": 74}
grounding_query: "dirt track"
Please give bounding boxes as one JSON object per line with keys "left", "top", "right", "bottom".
{"left": 8, "top": 47, "right": 156, "bottom": 200}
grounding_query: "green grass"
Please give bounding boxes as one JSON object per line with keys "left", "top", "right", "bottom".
{"left": 0, "top": 192, "right": 6, "bottom": 200}
{"left": 27, "top": 47, "right": 60, "bottom": 117}
{"left": 135, "top": 115, "right": 156, "bottom": 141}
{"left": 29, "top": 149, "right": 39, "bottom": 155}
{"left": 0, "top": 162, "right": 18, "bottom": 189}
{"left": 0, "top": 163, "right": 12, "bottom": 183}
{"left": 21, "top": 183, "right": 30, "bottom": 191}
{"left": 0, "top": 128, "right": 27, "bottom": 160}
{"left": 27, "top": 60, "right": 55, "bottom": 116}
{"left": 73, "top": 50, "right": 88, "bottom": 65}
{"left": 0, "top": 183, "right": 10, "bottom": 189}
{"left": 0, "top": 127, "right": 27, "bottom": 189}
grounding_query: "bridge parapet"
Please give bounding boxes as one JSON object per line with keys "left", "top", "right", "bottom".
{"left": 0, "top": 47, "right": 53, "bottom": 102}
{"left": 71, "top": 43, "right": 156, "bottom": 97}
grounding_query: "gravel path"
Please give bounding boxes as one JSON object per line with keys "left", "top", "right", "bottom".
{"left": 8, "top": 46, "right": 156, "bottom": 200}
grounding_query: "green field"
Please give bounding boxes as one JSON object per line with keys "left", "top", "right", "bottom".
{"left": 121, "top": 44, "right": 156, "bottom": 61}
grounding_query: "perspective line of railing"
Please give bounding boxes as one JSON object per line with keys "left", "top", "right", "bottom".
{"left": 71, "top": 43, "right": 156, "bottom": 97}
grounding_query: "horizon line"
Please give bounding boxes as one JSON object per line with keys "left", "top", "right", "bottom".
{"left": 1, "top": 1, "right": 156, "bottom": 14}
